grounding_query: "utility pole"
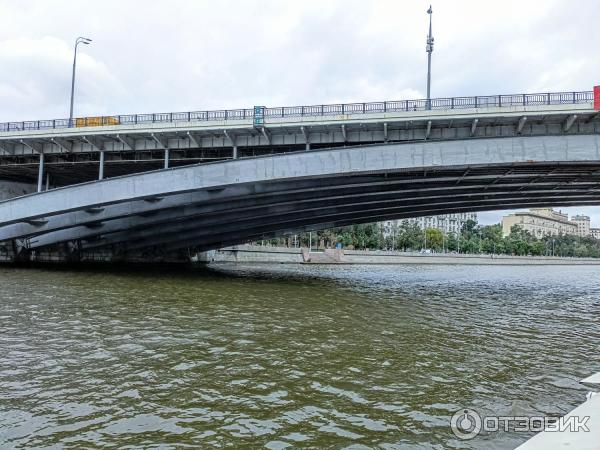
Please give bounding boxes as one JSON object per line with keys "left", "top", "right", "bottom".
{"left": 69, "top": 37, "right": 92, "bottom": 127}
{"left": 426, "top": 5, "right": 434, "bottom": 110}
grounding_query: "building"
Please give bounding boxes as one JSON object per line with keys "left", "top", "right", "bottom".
{"left": 501, "top": 208, "right": 577, "bottom": 237}
{"left": 381, "top": 212, "right": 478, "bottom": 237}
{"left": 591, "top": 228, "right": 600, "bottom": 240}
{"left": 571, "top": 214, "right": 591, "bottom": 237}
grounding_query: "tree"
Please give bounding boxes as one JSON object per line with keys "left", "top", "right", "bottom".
{"left": 396, "top": 221, "right": 424, "bottom": 251}
{"left": 445, "top": 232, "right": 458, "bottom": 252}
{"left": 425, "top": 228, "right": 443, "bottom": 251}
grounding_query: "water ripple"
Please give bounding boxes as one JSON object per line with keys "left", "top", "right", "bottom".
{"left": 0, "top": 264, "right": 599, "bottom": 449}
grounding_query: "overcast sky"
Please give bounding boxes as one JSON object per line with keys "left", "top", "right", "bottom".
{"left": 1, "top": 0, "right": 599, "bottom": 224}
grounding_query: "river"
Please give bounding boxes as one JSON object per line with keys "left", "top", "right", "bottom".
{"left": 1, "top": 264, "right": 599, "bottom": 449}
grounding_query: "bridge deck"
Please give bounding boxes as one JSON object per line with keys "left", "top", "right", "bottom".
{"left": 0, "top": 91, "right": 597, "bottom": 186}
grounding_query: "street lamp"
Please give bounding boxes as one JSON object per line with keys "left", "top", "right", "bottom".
{"left": 69, "top": 36, "right": 92, "bottom": 127}
{"left": 425, "top": 5, "right": 434, "bottom": 110}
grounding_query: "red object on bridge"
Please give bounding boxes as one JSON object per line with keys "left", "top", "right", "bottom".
{"left": 595, "top": 85, "right": 600, "bottom": 110}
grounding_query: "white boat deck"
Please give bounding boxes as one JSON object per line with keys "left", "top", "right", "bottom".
{"left": 517, "top": 373, "right": 600, "bottom": 449}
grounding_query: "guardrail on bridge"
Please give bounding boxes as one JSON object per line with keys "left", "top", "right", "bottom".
{"left": 0, "top": 90, "right": 594, "bottom": 133}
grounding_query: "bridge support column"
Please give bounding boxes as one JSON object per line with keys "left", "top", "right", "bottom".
{"left": 12, "top": 239, "right": 30, "bottom": 263}
{"left": 37, "top": 153, "right": 44, "bottom": 193}
{"left": 64, "top": 240, "right": 81, "bottom": 263}
{"left": 232, "top": 145, "right": 238, "bottom": 159}
{"left": 99, "top": 151, "right": 105, "bottom": 180}
{"left": 164, "top": 149, "right": 170, "bottom": 169}
{"left": 301, "top": 125, "right": 310, "bottom": 151}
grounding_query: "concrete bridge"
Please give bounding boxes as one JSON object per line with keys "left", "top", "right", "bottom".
{"left": 0, "top": 89, "right": 599, "bottom": 262}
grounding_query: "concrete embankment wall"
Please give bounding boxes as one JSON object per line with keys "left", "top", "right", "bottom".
{"left": 198, "top": 246, "right": 305, "bottom": 264}
{"left": 202, "top": 245, "right": 600, "bottom": 265}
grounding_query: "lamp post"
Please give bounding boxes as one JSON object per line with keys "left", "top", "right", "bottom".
{"left": 426, "top": 6, "right": 434, "bottom": 110}
{"left": 69, "top": 37, "right": 92, "bottom": 127}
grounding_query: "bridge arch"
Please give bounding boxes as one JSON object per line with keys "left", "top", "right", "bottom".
{"left": 1, "top": 134, "right": 600, "bottom": 253}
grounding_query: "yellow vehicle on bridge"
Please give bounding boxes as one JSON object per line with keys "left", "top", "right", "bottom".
{"left": 75, "top": 116, "right": 120, "bottom": 127}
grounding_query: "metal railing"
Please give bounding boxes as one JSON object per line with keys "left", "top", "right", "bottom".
{"left": 0, "top": 91, "right": 593, "bottom": 133}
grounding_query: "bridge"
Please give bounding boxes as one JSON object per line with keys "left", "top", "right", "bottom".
{"left": 0, "top": 89, "right": 599, "bottom": 262}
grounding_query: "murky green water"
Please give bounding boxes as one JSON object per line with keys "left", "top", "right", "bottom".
{"left": 1, "top": 264, "right": 599, "bottom": 449}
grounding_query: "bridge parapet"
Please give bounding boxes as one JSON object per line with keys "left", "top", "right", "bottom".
{"left": 0, "top": 90, "right": 594, "bottom": 134}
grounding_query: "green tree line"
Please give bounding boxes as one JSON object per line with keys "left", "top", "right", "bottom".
{"left": 256, "top": 219, "right": 600, "bottom": 258}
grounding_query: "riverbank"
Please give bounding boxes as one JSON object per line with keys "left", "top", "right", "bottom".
{"left": 197, "top": 244, "right": 600, "bottom": 265}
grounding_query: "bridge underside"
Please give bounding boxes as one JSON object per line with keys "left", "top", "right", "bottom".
{"left": 66, "top": 162, "right": 600, "bottom": 253}
{"left": 1, "top": 134, "right": 600, "bottom": 260}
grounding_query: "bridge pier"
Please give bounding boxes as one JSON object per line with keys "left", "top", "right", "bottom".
{"left": 64, "top": 240, "right": 82, "bottom": 263}
{"left": 12, "top": 239, "right": 30, "bottom": 263}
{"left": 232, "top": 145, "right": 238, "bottom": 159}
{"left": 164, "top": 148, "right": 170, "bottom": 169}
{"left": 0, "top": 241, "right": 12, "bottom": 263}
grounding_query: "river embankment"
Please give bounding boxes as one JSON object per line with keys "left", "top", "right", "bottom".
{"left": 196, "top": 244, "right": 600, "bottom": 265}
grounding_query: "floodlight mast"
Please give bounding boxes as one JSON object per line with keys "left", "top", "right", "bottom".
{"left": 426, "top": 6, "right": 434, "bottom": 110}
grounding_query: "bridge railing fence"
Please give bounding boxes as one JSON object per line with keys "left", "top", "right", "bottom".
{"left": 0, "top": 91, "right": 593, "bottom": 133}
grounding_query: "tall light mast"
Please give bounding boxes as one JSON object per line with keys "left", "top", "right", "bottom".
{"left": 426, "top": 6, "right": 434, "bottom": 110}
